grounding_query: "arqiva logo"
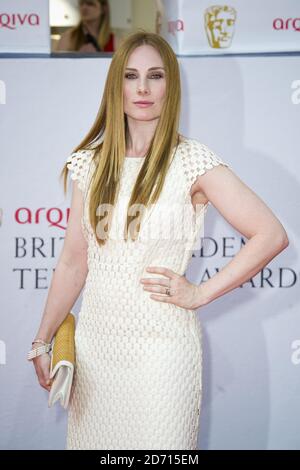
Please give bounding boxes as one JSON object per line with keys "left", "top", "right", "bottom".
{"left": 15, "top": 207, "right": 70, "bottom": 230}
{"left": 273, "top": 17, "right": 300, "bottom": 31}
{"left": 168, "top": 19, "right": 184, "bottom": 35}
{"left": 0, "top": 13, "right": 40, "bottom": 30}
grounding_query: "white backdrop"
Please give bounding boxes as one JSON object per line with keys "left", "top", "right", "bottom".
{"left": 0, "top": 0, "right": 50, "bottom": 53}
{"left": 159, "top": 0, "right": 300, "bottom": 55}
{"left": 0, "top": 53, "right": 299, "bottom": 450}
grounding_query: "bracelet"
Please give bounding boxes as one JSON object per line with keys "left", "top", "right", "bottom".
{"left": 32, "top": 338, "right": 51, "bottom": 346}
{"left": 27, "top": 343, "right": 52, "bottom": 361}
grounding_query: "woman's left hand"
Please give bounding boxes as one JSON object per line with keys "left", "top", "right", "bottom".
{"left": 140, "top": 266, "right": 206, "bottom": 310}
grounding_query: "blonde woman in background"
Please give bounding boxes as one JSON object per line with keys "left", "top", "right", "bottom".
{"left": 155, "top": 0, "right": 163, "bottom": 34}
{"left": 56, "top": 0, "right": 114, "bottom": 53}
{"left": 30, "top": 31, "right": 289, "bottom": 450}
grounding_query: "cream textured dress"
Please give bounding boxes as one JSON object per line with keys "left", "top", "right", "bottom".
{"left": 65, "top": 137, "right": 229, "bottom": 450}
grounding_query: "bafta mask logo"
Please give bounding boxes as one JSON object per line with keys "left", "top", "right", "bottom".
{"left": 204, "top": 5, "right": 237, "bottom": 49}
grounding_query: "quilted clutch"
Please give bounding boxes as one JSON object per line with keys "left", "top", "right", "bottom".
{"left": 48, "top": 312, "right": 76, "bottom": 409}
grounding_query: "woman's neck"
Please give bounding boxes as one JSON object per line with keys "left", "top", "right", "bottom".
{"left": 82, "top": 19, "right": 101, "bottom": 38}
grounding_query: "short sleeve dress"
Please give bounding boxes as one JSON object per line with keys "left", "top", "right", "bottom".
{"left": 64, "top": 137, "right": 230, "bottom": 450}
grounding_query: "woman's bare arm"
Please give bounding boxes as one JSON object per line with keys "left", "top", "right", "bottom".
{"left": 33, "top": 180, "right": 88, "bottom": 343}
{"left": 193, "top": 165, "right": 289, "bottom": 306}
{"left": 55, "top": 30, "right": 71, "bottom": 52}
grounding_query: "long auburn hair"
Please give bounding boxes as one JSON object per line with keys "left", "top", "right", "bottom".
{"left": 68, "top": 0, "right": 111, "bottom": 52}
{"left": 60, "top": 30, "right": 182, "bottom": 247}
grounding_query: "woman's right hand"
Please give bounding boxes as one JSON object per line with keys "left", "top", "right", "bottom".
{"left": 32, "top": 346, "right": 53, "bottom": 392}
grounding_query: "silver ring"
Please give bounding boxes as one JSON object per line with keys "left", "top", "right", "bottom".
{"left": 165, "top": 287, "right": 171, "bottom": 296}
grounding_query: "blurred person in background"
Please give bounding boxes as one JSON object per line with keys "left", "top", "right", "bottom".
{"left": 56, "top": 0, "right": 114, "bottom": 53}
{"left": 155, "top": 0, "right": 163, "bottom": 35}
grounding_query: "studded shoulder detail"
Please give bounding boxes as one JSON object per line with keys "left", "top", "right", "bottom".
{"left": 181, "top": 138, "right": 230, "bottom": 192}
{"left": 66, "top": 149, "right": 94, "bottom": 193}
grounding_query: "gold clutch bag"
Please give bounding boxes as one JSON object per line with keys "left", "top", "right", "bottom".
{"left": 48, "top": 311, "right": 76, "bottom": 409}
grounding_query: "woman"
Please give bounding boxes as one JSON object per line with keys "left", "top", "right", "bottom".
{"left": 29, "top": 31, "right": 289, "bottom": 450}
{"left": 56, "top": 0, "right": 114, "bottom": 53}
